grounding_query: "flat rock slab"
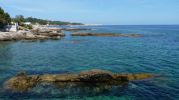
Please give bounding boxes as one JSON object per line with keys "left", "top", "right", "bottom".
{"left": 71, "top": 32, "right": 143, "bottom": 37}
{"left": 4, "top": 69, "right": 154, "bottom": 92}
{"left": 62, "top": 28, "right": 92, "bottom": 32}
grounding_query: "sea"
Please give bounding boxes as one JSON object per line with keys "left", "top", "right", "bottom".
{"left": 0, "top": 25, "right": 179, "bottom": 100}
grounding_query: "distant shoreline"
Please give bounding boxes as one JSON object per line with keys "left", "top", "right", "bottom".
{"left": 47, "top": 24, "right": 179, "bottom": 27}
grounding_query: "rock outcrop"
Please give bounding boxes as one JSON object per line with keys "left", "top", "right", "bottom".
{"left": 31, "top": 28, "right": 65, "bottom": 37}
{"left": 0, "top": 28, "right": 65, "bottom": 41}
{"left": 4, "top": 72, "right": 40, "bottom": 92}
{"left": 71, "top": 32, "right": 143, "bottom": 37}
{"left": 4, "top": 69, "right": 154, "bottom": 92}
{"left": 61, "top": 28, "right": 92, "bottom": 32}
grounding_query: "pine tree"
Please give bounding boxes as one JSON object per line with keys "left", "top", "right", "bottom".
{"left": 0, "top": 7, "right": 11, "bottom": 28}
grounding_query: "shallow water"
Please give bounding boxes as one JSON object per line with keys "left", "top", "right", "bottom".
{"left": 0, "top": 25, "right": 179, "bottom": 100}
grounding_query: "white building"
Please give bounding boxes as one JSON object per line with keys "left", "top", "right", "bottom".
{"left": 5, "top": 23, "right": 18, "bottom": 32}
{"left": 24, "top": 22, "right": 31, "bottom": 25}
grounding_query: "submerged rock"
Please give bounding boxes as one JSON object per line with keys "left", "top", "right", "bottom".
{"left": 61, "top": 28, "right": 92, "bottom": 32}
{"left": 4, "top": 72, "right": 40, "bottom": 92}
{"left": 32, "top": 28, "right": 65, "bottom": 37}
{"left": 79, "top": 69, "right": 113, "bottom": 82}
{"left": 71, "top": 32, "right": 143, "bottom": 37}
{"left": 4, "top": 69, "right": 154, "bottom": 92}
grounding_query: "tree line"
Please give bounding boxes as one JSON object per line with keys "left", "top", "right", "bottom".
{"left": 12, "top": 15, "right": 83, "bottom": 25}
{"left": 0, "top": 7, "right": 11, "bottom": 28}
{"left": 0, "top": 7, "right": 83, "bottom": 29}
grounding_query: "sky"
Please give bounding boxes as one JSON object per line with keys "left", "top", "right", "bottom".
{"left": 0, "top": 0, "right": 179, "bottom": 25}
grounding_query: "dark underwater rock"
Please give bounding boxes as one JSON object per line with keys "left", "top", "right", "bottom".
{"left": 79, "top": 69, "right": 113, "bottom": 82}
{"left": 62, "top": 28, "right": 92, "bottom": 32}
{"left": 71, "top": 32, "right": 143, "bottom": 37}
{"left": 4, "top": 69, "right": 154, "bottom": 92}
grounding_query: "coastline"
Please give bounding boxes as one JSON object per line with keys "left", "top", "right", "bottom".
{"left": 0, "top": 25, "right": 94, "bottom": 41}
{"left": 0, "top": 25, "right": 65, "bottom": 41}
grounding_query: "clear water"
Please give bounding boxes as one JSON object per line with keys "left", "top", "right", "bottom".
{"left": 0, "top": 25, "right": 179, "bottom": 100}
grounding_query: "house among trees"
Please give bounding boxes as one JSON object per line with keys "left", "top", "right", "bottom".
{"left": 24, "top": 22, "right": 31, "bottom": 25}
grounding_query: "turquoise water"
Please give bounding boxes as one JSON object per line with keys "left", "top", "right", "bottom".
{"left": 0, "top": 25, "right": 179, "bottom": 99}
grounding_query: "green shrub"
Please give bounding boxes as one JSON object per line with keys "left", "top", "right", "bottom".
{"left": 21, "top": 24, "right": 33, "bottom": 30}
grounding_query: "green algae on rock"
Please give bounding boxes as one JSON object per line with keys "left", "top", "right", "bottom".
{"left": 4, "top": 72, "right": 40, "bottom": 92}
{"left": 4, "top": 69, "right": 154, "bottom": 92}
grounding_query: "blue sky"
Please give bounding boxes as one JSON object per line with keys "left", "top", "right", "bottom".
{"left": 0, "top": 0, "right": 179, "bottom": 25}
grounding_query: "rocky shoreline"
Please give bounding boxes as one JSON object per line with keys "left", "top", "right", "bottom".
{"left": 4, "top": 69, "right": 154, "bottom": 92}
{"left": 0, "top": 27, "right": 65, "bottom": 41}
{"left": 0, "top": 25, "right": 143, "bottom": 41}
{"left": 0, "top": 26, "right": 94, "bottom": 41}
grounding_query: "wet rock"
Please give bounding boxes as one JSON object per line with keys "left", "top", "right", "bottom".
{"left": 55, "top": 74, "right": 80, "bottom": 82}
{"left": 38, "top": 32, "right": 65, "bottom": 37}
{"left": 122, "top": 73, "right": 154, "bottom": 80}
{"left": 40, "top": 74, "right": 57, "bottom": 82}
{"left": 62, "top": 28, "right": 92, "bottom": 32}
{"left": 4, "top": 69, "right": 154, "bottom": 92}
{"left": 4, "top": 72, "right": 40, "bottom": 92}
{"left": 71, "top": 32, "right": 143, "bottom": 37}
{"left": 32, "top": 28, "right": 65, "bottom": 37}
{"left": 79, "top": 69, "right": 113, "bottom": 82}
